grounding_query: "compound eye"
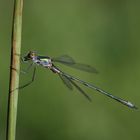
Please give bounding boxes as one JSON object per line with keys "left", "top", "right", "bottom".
{"left": 29, "top": 51, "right": 35, "bottom": 58}
{"left": 30, "top": 53, "right": 34, "bottom": 57}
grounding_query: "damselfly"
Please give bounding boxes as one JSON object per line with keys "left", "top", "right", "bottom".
{"left": 21, "top": 51, "right": 137, "bottom": 109}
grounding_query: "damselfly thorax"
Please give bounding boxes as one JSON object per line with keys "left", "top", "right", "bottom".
{"left": 33, "top": 57, "right": 52, "bottom": 68}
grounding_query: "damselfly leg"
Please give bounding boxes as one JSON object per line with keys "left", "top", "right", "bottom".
{"left": 20, "top": 63, "right": 34, "bottom": 74}
{"left": 18, "top": 66, "right": 36, "bottom": 89}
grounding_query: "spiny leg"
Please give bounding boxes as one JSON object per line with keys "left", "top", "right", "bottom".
{"left": 10, "top": 66, "right": 36, "bottom": 93}
{"left": 20, "top": 63, "right": 33, "bottom": 74}
{"left": 18, "top": 66, "right": 36, "bottom": 90}
{"left": 11, "top": 67, "right": 36, "bottom": 92}
{"left": 11, "top": 54, "right": 33, "bottom": 74}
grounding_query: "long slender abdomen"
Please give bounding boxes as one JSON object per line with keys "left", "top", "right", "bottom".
{"left": 50, "top": 66, "right": 61, "bottom": 73}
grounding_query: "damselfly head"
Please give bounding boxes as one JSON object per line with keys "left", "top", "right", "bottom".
{"left": 22, "top": 51, "right": 36, "bottom": 61}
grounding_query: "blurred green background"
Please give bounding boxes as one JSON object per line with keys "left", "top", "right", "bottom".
{"left": 0, "top": 0, "right": 140, "bottom": 140}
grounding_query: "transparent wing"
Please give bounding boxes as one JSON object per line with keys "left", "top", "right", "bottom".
{"left": 67, "top": 63, "right": 98, "bottom": 73}
{"left": 59, "top": 74, "right": 73, "bottom": 90}
{"left": 52, "top": 55, "right": 75, "bottom": 64}
{"left": 60, "top": 74, "right": 91, "bottom": 101}
{"left": 69, "top": 78, "right": 92, "bottom": 101}
{"left": 52, "top": 55, "right": 98, "bottom": 73}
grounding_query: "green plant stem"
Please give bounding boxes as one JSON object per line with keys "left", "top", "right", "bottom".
{"left": 6, "top": 0, "right": 23, "bottom": 140}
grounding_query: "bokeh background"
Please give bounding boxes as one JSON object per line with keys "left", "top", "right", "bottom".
{"left": 0, "top": 0, "right": 140, "bottom": 140}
